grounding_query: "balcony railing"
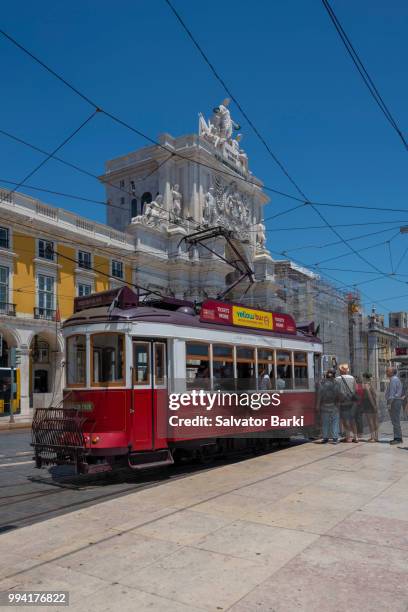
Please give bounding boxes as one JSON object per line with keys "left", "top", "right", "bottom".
{"left": 34, "top": 307, "right": 56, "bottom": 321}
{"left": 0, "top": 302, "right": 16, "bottom": 316}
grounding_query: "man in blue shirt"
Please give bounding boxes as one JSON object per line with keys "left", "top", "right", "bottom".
{"left": 385, "top": 367, "right": 404, "bottom": 445}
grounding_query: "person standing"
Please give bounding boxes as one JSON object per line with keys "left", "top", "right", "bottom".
{"left": 385, "top": 367, "right": 404, "bottom": 445}
{"left": 361, "top": 373, "right": 378, "bottom": 442}
{"left": 336, "top": 364, "right": 358, "bottom": 443}
{"left": 317, "top": 369, "right": 340, "bottom": 443}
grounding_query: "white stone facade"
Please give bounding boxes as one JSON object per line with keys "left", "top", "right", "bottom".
{"left": 100, "top": 101, "right": 276, "bottom": 305}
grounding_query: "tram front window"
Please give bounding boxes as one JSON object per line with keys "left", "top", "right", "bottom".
{"left": 66, "top": 335, "right": 86, "bottom": 387}
{"left": 91, "top": 333, "right": 124, "bottom": 385}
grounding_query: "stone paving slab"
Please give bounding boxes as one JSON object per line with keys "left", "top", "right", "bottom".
{"left": 0, "top": 437, "right": 408, "bottom": 611}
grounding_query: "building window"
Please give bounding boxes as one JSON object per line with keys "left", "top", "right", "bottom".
{"left": 119, "top": 180, "right": 125, "bottom": 189}
{"left": 0, "top": 265, "right": 9, "bottom": 308}
{"left": 0, "top": 227, "right": 9, "bottom": 249}
{"left": 131, "top": 198, "right": 138, "bottom": 218}
{"left": 78, "top": 282, "right": 92, "bottom": 297}
{"left": 38, "top": 274, "right": 54, "bottom": 313}
{"left": 130, "top": 180, "right": 135, "bottom": 192}
{"left": 38, "top": 239, "right": 54, "bottom": 261}
{"left": 141, "top": 192, "right": 152, "bottom": 214}
{"left": 120, "top": 197, "right": 125, "bottom": 206}
{"left": 112, "top": 260, "right": 123, "bottom": 279}
{"left": 32, "top": 338, "right": 49, "bottom": 363}
{"left": 78, "top": 250, "right": 91, "bottom": 269}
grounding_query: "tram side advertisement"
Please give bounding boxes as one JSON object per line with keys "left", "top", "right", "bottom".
{"left": 200, "top": 300, "right": 296, "bottom": 333}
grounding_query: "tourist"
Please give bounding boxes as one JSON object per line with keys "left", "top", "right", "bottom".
{"left": 360, "top": 373, "right": 378, "bottom": 442}
{"left": 259, "top": 366, "right": 271, "bottom": 390}
{"left": 385, "top": 367, "right": 404, "bottom": 445}
{"left": 317, "top": 369, "right": 340, "bottom": 443}
{"left": 336, "top": 363, "right": 359, "bottom": 443}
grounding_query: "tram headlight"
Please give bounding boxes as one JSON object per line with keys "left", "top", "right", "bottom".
{"left": 91, "top": 436, "right": 100, "bottom": 444}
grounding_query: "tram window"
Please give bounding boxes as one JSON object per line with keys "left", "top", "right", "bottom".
{"left": 294, "top": 352, "right": 308, "bottom": 388}
{"left": 213, "top": 344, "right": 234, "bottom": 389}
{"left": 257, "top": 348, "right": 275, "bottom": 389}
{"left": 154, "top": 343, "right": 166, "bottom": 385}
{"left": 236, "top": 347, "right": 255, "bottom": 390}
{"left": 91, "top": 334, "right": 124, "bottom": 385}
{"left": 133, "top": 342, "right": 150, "bottom": 385}
{"left": 186, "top": 342, "right": 209, "bottom": 389}
{"left": 276, "top": 350, "right": 293, "bottom": 390}
{"left": 66, "top": 335, "right": 86, "bottom": 386}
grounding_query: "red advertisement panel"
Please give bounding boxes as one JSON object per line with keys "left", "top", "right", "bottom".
{"left": 200, "top": 300, "right": 232, "bottom": 325}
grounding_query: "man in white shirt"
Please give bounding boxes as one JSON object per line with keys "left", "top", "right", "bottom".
{"left": 385, "top": 367, "right": 404, "bottom": 444}
{"left": 336, "top": 363, "right": 358, "bottom": 443}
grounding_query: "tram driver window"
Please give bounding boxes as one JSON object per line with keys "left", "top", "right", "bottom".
{"left": 66, "top": 335, "right": 86, "bottom": 387}
{"left": 91, "top": 334, "right": 124, "bottom": 385}
{"left": 276, "top": 350, "right": 293, "bottom": 390}
{"left": 186, "top": 342, "right": 209, "bottom": 389}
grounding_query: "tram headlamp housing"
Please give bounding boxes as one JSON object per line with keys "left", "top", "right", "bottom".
{"left": 91, "top": 436, "right": 100, "bottom": 444}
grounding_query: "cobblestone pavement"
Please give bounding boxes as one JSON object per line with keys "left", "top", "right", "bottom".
{"left": 0, "top": 421, "right": 407, "bottom": 611}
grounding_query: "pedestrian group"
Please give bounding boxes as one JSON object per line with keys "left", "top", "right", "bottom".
{"left": 316, "top": 364, "right": 405, "bottom": 444}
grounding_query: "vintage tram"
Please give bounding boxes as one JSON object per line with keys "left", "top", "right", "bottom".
{"left": 32, "top": 288, "right": 322, "bottom": 473}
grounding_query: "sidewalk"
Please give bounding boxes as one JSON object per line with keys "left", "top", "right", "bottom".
{"left": 0, "top": 436, "right": 407, "bottom": 611}
{"left": 0, "top": 416, "right": 32, "bottom": 431}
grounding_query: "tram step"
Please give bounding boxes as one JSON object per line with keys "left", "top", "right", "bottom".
{"left": 128, "top": 449, "right": 174, "bottom": 470}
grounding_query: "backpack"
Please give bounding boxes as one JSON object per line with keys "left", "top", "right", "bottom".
{"left": 319, "top": 379, "right": 338, "bottom": 405}
{"left": 337, "top": 376, "right": 359, "bottom": 404}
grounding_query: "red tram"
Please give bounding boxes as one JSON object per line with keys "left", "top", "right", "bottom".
{"left": 32, "top": 288, "right": 322, "bottom": 473}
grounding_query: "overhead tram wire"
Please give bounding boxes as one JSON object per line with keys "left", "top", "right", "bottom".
{"left": 281, "top": 225, "right": 403, "bottom": 256}
{"left": 2, "top": 27, "right": 406, "bottom": 295}
{"left": 4, "top": 110, "right": 100, "bottom": 198}
{"left": 313, "top": 231, "right": 402, "bottom": 267}
{"left": 161, "top": 3, "right": 408, "bottom": 287}
{"left": 164, "top": 0, "right": 307, "bottom": 201}
{"left": 321, "top": 0, "right": 408, "bottom": 152}
{"left": 4, "top": 126, "right": 408, "bottom": 221}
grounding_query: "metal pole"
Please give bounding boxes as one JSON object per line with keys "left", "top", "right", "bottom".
{"left": 9, "top": 365, "right": 15, "bottom": 424}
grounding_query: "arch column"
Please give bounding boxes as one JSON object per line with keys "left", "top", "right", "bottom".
{"left": 18, "top": 346, "right": 31, "bottom": 417}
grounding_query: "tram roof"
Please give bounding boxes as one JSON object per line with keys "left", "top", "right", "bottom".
{"left": 63, "top": 303, "right": 321, "bottom": 344}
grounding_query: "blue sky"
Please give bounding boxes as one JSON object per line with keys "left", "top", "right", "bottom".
{"left": 1, "top": 0, "right": 408, "bottom": 316}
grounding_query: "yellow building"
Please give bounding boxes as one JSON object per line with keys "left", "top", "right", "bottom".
{"left": 0, "top": 189, "right": 135, "bottom": 418}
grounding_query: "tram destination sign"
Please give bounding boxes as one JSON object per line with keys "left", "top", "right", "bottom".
{"left": 200, "top": 300, "right": 296, "bottom": 334}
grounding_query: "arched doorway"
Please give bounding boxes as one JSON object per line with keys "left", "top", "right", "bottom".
{"left": 29, "top": 331, "right": 63, "bottom": 408}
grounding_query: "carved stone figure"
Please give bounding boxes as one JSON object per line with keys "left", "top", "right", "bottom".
{"left": 142, "top": 195, "right": 167, "bottom": 229}
{"left": 171, "top": 184, "right": 182, "bottom": 218}
{"left": 211, "top": 99, "right": 240, "bottom": 141}
{"left": 203, "top": 187, "right": 216, "bottom": 225}
{"left": 256, "top": 223, "right": 266, "bottom": 250}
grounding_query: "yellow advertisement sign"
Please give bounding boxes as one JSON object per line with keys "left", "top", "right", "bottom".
{"left": 232, "top": 306, "right": 273, "bottom": 330}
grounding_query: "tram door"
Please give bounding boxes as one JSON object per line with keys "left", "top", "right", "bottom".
{"left": 131, "top": 340, "right": 167, "bottom": 451}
